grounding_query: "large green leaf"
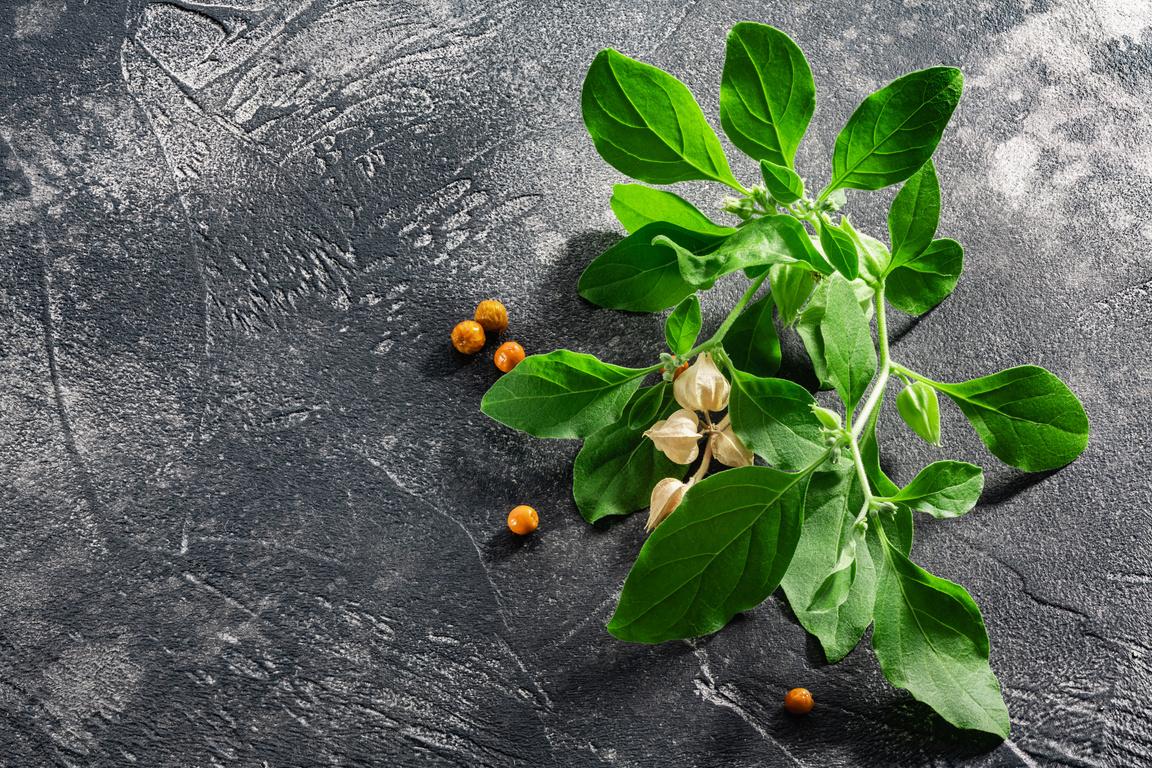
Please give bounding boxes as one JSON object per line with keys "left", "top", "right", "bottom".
{"left": 928, "top": 366, "right": 1089, "bottom": 471}
{"left": 781, "top": 467, "right": 876, "bottom": 662}
{"left": 574, "top": 387, "right": 686, "bottom": 523}
{"left": 887, "top": 160, "right": 941, "bottom": 270}
{"left": 885, "top": 238, "right": 963, "bottom": 315}
{"left": 611, "top": 184, "right": 736, "bottom": 236}
{"left": 661, "top": 214, "right": 831, "bottom": 287}
{"left": 727, "top": 368, "right": 826, "bottom": 471}
{"left": 608, "top": 466, "right": 807, "bottom": 643}
{"left": 582, "top": 49, "right": 740, "bottom": 188}
{"left": 481, "top": 350, "right": 646, "bottom": 438}
{"left": 760, "top": 160, "right": 804, "bottom": 205}
{"left": 665, "top": 295, "right": 702, "bottom": 356}
{"left": 719, "top": 23, "right": 815, "bottom": 169}
{"left": 723, "top": 293, "right": 781, "bottom": 378}
{"left": 819, "top": 219, "right": 860, "bottom": 281}
{"left": 797, "top": 275, "right": 877, "bottom": 412}
{"left": 872, "top": 527, "right": 1010, "bottom": 738}
{"left": 578, "top": 223, "right": 724, "bottom": 311}
{"left": 887, "top": 461, "right": 984, "bottom": 518}
{"left": 826, "top": 67, "right": 963, "bottom": 193}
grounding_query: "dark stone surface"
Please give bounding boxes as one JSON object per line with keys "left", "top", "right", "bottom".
{"left": 1, "top": 1, "right": 1149, "bottom": 765}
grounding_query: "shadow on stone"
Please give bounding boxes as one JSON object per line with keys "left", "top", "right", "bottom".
{"left": 981, "top": 467, "right": 1059, "bottom": 505}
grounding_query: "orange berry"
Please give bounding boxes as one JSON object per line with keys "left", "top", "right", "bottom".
{"left": 475, "top": 300, "right": 509, "bottom": 333}
{"left": 662, "top": 362, "right": 690, "bottom": 380}
{"left": 494, "top": 341, "right": 526, "bottom": 373}
{"left": 451, "top": 320, "right": 486, "bottom": 354}
{"left": 784, "top": 687, "right": 814, "bottom": 715}
{"left": 507, "top": 505, "right": 538, "bottom": 535}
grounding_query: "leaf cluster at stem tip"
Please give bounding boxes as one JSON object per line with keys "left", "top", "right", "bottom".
{"left": 478, "top": 21, "right": 1090, "bottom": 741}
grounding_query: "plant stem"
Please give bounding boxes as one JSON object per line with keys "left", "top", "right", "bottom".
{"left": 692, "top": 439, "right": 714, "bottom": 483}
{"left": 844, "top": 282, "right": 891, "bottom": 496}
{"left": 684, "top": 271, "right": 770, "bottom": 358}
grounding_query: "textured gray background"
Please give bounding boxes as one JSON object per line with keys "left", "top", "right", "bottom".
{"left": 1, "top": 0, "right": 1150, "bottom": 765}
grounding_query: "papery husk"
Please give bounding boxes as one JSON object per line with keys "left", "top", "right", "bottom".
{"left": 643, "top": 409, "right": 701, "bottom": 464}
{"left": 673, "top": 352, "right": 730, "bottom": 413}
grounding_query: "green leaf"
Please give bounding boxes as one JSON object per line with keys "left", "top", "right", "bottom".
{"left": 611, "top": 184, "right": 737, "bottom": 236}
{"left": 859, "top": 388, "right": 901, "bottom": 497}
{"left": 582, "top": 49, "right": 740, "bottom": 188}
{"left": 665, "top": 295, "right": 702, "bottom": 355}
{"left": 770, "top": 263, "right": 815, "bottom": 327}
{"left": 885, "top": 239, "right": 963, "bottom": 315}
{"left": 723, "top": 293, "right": 781, "bottom": 378}
{"left": 663, "top": 214, "right": 832, "bottom": 287}
{"left": 897, "top": 380, "right": 942, "bottom": 446}
{"left": 720, "top": 23, "right": 815, "bottom": 169}
{"left": 872, "top": 527, "right": 1010, "bottom": 738}
{"left": 826, "top": 67, "right": 963, "bottom": 194}
{"left": 579, "top": 223, "right": 725, "bottom": 312}
{"left": 888, "top": 160, "right": 941, "bottom": 270}
{"left": 760, "top": 160, "right": 804, "bottom": 205}
{"left": 628, "top": 380, "right": 672, "bottom": 430}
{"left": 887, "top": 461, "right": 984, "bottom": 519}
{"left": 608, "top": 465, "right": 807, "bottom": 643}
{"left": 574, "top": 387, "right": 686, "bottom": 522}
{"left": 481, "top": 350, "right": 646, "bottom": 439}
{"left": 781, "top": 467, "right": 876, "bottom": 662}
{"left": 797, "top": 275, "right": 877, "bottom": 412}
{"left": 819, "top": 219, "right": 860, "bottom": 281}
{"left": 727, "top": 368, "right": 827, "bottom": 471}
{"left": 927, "top": 366, "right": 1090, "bottom": 472}
{"left": 808, "top": 522, "right": 866, "bottom": 613}
{"left": 840, "top": 216, "right": 891, "bottom": 283}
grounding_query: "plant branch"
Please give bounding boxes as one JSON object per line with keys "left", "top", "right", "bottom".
{"left": 685, "top": 271, "right": 770, "bottom": 358}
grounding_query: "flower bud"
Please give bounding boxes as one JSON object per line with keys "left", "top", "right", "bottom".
{"left": 674, "top": 352, "right": 730, "bottom": 413}
{"left": 897, "top": 381, "right": 941, "bottom": 446}
{"left": 647, "top": 477, "right": 690, "bottom": 531}
{"left": 722, "top": 196, "right": 755, "bottom": 220}
{"left": 711, "top": 425, "right": 754, "bottom": 467}
{"left": 643, "top": 409, "right": 702, "bottom": 464}
{"left": 810, "top": 403, "right": 843, "bottom": 430}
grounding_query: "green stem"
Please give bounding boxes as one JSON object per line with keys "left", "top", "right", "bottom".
{"left": 684, "top": 271, "right": 770, "bottom": 358}
{"left": 848, "top": 436, "right": 875, "bottom": 507}
{"left": 890, "top": 361, "right": 940, "bottom": 387}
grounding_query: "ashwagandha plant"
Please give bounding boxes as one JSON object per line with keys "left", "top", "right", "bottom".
{"left": 480, "top": 22, "right": 1089, "bottom": 738}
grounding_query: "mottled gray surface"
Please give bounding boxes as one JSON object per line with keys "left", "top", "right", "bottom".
{"left": 0, "top": 0, "right": 1150, "bottom": 765}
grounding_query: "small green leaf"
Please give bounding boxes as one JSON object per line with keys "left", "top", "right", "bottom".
{"left": 888, "top": 160, "right": 941, "bottom": 270}
{"left": 608, "top": 465, "right": 807, "bottom": 643}
{"left": 578, "top": 223, "right": 725, "bottom": 312}
{"left": 760, "top": 160, "right": 804, "bottom": 205}
{"left": 808, "top": 522, "right": 865, "bottom": 613}
{"left": 885, "top": 239, "right": 963, "bottom": 315}
{"left": 840, "top": 216, "right": 890, "bottom": 282}
{"left": 770, "top": 263, "right": 815, "bottom": 327}
{"left": 664, "top": 214, "right": 831, "bottom": 287}
{"left": 859, "top": 388, "right": 901, "bottom": 497}
{"left": 826, "top": 67, "right": 963, "bottom": 194}
{"left": 897, "top": 380, "right": 942, "bottom": 446}
{"left": 628, "top": 381, "right": 672, "bottom": 430}
{"left": 723, "top": 293, "right": 781, "bottom": 378}
{"left": 928, "top": 366, "right": 1090, "bottom": 472}
{"left": 582, "top": 49, "right": 740, "bottom": 188}
{"left": 872, "top": 527, "right": 1010, "bottom": 738}
{"left": 887, "top": 461, "right": 984, "bottom": 519}
{"left": 481, "top": 350, "right": 646, "bottom": 438}
{"left": 797, "top": 275, "right": 877, "bottom": 412}
{"left": 727, "top": 368, "right": 827, "bottom": 471}
{"left": 611, "top": 184, "right": 737, "bottom": 236}
{"left": 781, "top": 467, "right": 875, "bottom": 662}
{"left": 720, "top": 23, "right": 815, "bottom": 169}
{"left": 819, "top": 219, "right": 860, "bottom": 281}
{"left": 665, "top": 295, "right": 702, "bottom": 355}
{"left": 575, "top": 387, "right": 685, "bottom": 522}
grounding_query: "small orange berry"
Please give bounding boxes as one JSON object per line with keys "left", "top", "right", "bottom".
{"left": 494, "top": 341, "right": 526, "bottom": 373}
{"left": 475, "top": 300, "right": 509, "bottom": 333}
{"left": 451, "top": 320, "right": 486, "bottom": 354}
{"left": 662, "top": 362, "right": 690, "bottom": 380}
{"left": 507, "top": 505, "right": 538, "bottom": 535}
{"left": 784, "top": 688, "right": 814, "bottom": 715}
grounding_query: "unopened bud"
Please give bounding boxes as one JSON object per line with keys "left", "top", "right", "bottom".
{"left": 721, "top": 196, "right": 756, "bottom": 220}
{"left": 810, "top": 403, "right": 842, "bottom": 430}
{"left": 643, "top": 409, "right": 702, "bottom": 464}
{"left": 674, "top": 352, "right": 730, "bottom": 413}
{"left": 647, "top": 477, "right": 690, "bottom": 531}
{"left": 897, "top": 381, "right": 941, "bottom": 447}
{"left": 711, "top": 425, "right": 754, "bottom": 468}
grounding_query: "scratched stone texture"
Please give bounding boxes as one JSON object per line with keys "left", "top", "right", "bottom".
{"left": 0, "top": 0, "right": 1149, "bottom": 765}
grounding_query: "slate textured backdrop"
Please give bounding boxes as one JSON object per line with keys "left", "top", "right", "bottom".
{"left": 1, "top": 1, "right": 1150, "bottom": 765}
